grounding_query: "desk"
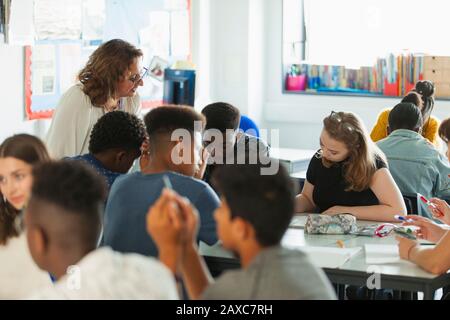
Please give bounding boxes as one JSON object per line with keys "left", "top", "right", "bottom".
{"left": 270, "top": 148, "right": 315, "bottom": 173}
{"left": 200, "top": 215, "right": 450, "bottom": 300}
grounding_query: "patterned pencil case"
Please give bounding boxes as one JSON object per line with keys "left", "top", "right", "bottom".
{"left": 305, "top": 214, "right": 358, "bottom": 235}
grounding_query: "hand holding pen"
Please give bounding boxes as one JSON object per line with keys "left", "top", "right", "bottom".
{"left": 427, "top": 197, "right": 450, "bottom": 225}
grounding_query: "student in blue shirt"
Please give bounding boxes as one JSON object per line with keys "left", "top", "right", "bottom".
{"left": 377, "top": 103, "right": 450, "bottom": 217}
{"left": 102, "top": 106, "right": 219, "bottom": 258}
{"left": 68, "top": 111, "right": 147, "bottom": 191}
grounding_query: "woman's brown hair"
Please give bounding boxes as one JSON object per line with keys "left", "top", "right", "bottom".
{"left": 78, "top": 39, "right": 143, "bottom": 107}
{"left": 321, "top": 111, "right": 387, "bottom": 192}
{"left": 0, "top": 134, "right": 51, "bottom": 245}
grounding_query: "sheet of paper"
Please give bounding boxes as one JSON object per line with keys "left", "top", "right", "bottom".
{"left": 301, "top": 246, "right": 362, "bottom": 268}
{"left": 34, "top": 0, "right": 82, "bottom": 40}
{"left": 365, "top": 244, "right": 406, "bottom": 264}
{"left": 31, "top": 45, "right": 56, "bottom": 95}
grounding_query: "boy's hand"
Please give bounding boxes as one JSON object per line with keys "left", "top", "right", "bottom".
{"left": 147, "top": 189, "right": 184, "bottom": 251}
{"left": 173, "top": 195, "right": 200, "bottom": 248}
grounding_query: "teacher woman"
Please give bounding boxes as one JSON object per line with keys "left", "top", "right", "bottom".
{"left": 46, "top": 39, "right": 146, "bottom": 159}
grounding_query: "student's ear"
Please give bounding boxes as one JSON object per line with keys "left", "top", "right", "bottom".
{"left": 231, "top": 217, "right": 252, "bottom": 241}
{"left": 28, "top": 226, "right": 49, "bottom": 265}
{"left": 115, "top": 150, "right": 127, "bottom": 163}
{"left": 176, "top": 137, "right": 184, "bottom": 159}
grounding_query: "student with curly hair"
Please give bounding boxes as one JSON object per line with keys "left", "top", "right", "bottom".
{"left": 46, "top": 39, "right": 146, "bottom": 159}
{"left": 67, "top": 111, "right": 147, "bottom": 191}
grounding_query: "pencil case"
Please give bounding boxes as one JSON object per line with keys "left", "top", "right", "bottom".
{"left": 305, "top": 214, "right": 358, "bottom": 235}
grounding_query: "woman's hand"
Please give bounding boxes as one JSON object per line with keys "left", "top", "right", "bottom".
{"left": 402, "top": 215, "right": 447, "bottom": 243}
{"left": 428, "top": 198, "right": 450, "bottom": 225}
{"left": 323, "top": 206, "right": 347, "bottom": 216}
{"left": 396, "top": 236, "right": 419, "bottom": 260}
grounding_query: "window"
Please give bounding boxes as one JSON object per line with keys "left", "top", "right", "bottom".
{"left": 284, "top": 0, "right": 450, "bottom": 68}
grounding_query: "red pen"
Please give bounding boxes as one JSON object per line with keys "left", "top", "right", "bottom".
{"left": 418, "top": 193, "right": 444, "bottom": 217}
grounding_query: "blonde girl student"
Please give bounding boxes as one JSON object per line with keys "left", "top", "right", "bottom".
{"left": 296, "top": 111, "right": 406, "bottom": 222}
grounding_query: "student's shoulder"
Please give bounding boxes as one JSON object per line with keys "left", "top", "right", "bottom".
{"left": 109, "top": 172, "right": 143, "bottom": 190}
{"left": 307, "top": 150, "right": 323, "bottom": 168}
{"left": 60, "top": 83, "right": 90, "bottom": 103}
{"left": 122, "top": 251, "right": 175, "bottom": 280}
{"left": 377, "top": 108, "right": 391, "bottom": 119}
{"left": 168, "top": 171, "right": 214, "bottom": 191}
{"left": 201, "top": 269, "right": 248, "bottom": 300}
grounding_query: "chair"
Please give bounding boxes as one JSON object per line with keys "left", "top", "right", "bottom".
{"left": 239, "top": 115, "right": 260, "bottom": 138}
{"left": 402, "top": 193, "right": 419, "bottom": 215}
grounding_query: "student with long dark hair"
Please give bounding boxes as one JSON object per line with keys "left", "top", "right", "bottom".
{"left": 0, "top": 134, "right": 52, "bottom": 298}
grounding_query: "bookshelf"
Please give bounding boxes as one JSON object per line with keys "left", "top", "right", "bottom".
{"left": 284, "top": 54, "right": 450, "bottom": 100}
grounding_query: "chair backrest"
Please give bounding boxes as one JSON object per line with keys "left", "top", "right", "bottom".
{"left": 239, "top": 115, "right": 260, "bottom": 138}
{"left": 402, "top": 193, "right": 419, "bottom": 215}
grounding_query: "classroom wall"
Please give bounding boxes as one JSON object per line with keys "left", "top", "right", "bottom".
{"left": 0, "top": 46, "right": 50, "bottom": 142}
{"left": 261, "top": 0, "right": 450, "bottom": 149}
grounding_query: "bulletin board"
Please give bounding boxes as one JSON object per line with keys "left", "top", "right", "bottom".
{"left": 24, "top": 0, "right": 192, "bottom": 120}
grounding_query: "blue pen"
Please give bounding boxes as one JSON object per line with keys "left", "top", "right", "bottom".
{"left": 394, "top": 215, "right": 414, "bottom": 223}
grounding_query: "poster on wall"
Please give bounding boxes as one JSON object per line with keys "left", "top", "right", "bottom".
{"left": 31, "top": 45, "right": 57, "bottom": 95}
{"left": 25, "top": 0, "right": 192, "bottom": 119}
{"left": 34, "top": 0, "right": 82, "bottom": 40}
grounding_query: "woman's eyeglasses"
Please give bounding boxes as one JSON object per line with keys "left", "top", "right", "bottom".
{"left": 128, "top": 67, "right": 149, "bottom": 84}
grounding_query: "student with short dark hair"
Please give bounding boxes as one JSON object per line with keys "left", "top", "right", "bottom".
{"left": 147, "top": 161, "right": 336, "bottom": 300}
{"left": 26, "top": 161, "right": 178, "bottom": 299}
{"left": 201, "top": 102, "right": 269, "bottom": 187}
{"left": 68, "top": 111, "right": 147, "bottom": 191}
{"left": 439, "top": 117, "right": 450, "bottom": 162}
{"left": 371, "top": 80, "right": 440, "bottom": 146}
{"left": 377, "top": 103, "right": 450, "bottom": 217}
{"left": 102, "top": 106, "right": 219, "bottom": 258}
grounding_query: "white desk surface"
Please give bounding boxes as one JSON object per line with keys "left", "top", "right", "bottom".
{"left": 200, "top": 214, "right": 441, "bottom": 280}
{"left": 269, "top": 148, "right": 316, "bottom": 161}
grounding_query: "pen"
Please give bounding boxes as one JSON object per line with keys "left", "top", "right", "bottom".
{"left": 394, "top": 215, "right": 414, "bottom": 223}
{"left": 162, "top": 174, "right": 173, "bottom": 190}
{"left": 418, "top": 193, "right": 444, "bottom": 217}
